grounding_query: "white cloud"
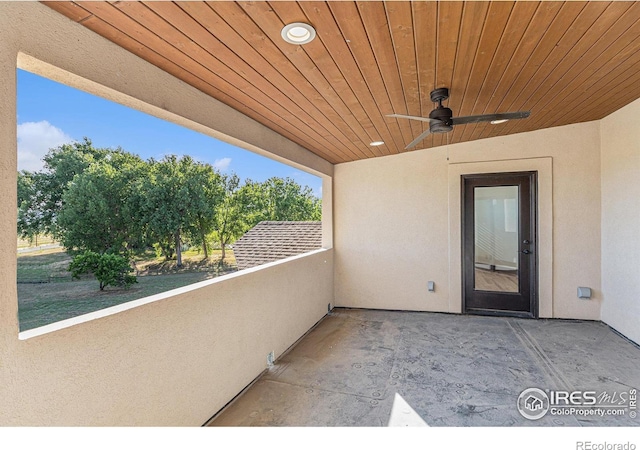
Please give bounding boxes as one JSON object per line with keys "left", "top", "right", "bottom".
{"left": 17, "top": 121, "right": 73, "bottom": 172}
{"left": 213, "top": 157, "right": 232, "bottom": 171}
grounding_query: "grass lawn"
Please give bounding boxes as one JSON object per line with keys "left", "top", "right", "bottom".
{"left": 17, "top": 248, "right": 237, "bottom": 331}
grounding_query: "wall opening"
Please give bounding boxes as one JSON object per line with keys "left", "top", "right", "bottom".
{"left": 16, "top": 68, "right": 323, "bottom": 332}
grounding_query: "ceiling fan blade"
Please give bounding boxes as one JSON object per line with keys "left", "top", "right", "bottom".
{"left": 387, "top": 113, "right": 438, "bottom": 124}
{"left": 404, "top": 127, "right": 434, "bottom": 150}
{"left": 452, "top": 111, "right": 530, "bottom": 125}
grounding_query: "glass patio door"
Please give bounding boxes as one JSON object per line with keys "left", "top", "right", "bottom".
{"left": 462, "top": 172, "right": 537, "bottom": 317}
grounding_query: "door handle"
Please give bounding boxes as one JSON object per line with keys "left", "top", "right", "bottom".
{"left": 521, "top": 249, "right": 532, "bottom": 254}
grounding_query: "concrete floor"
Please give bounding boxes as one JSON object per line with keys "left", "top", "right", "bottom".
{"left": 208, "top": 308, "right": 640, "bottom": 427}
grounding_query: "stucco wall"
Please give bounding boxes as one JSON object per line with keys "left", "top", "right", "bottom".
{"left": 334, "top": 122, "right": 602, "bottom": 321}
{"left": 2, "top": 250, "right": 333, "bottom": 426}
{"left": 600, "top": 98, "right": 640, "bottom": 345}
{"left": 0, "top": 3, "right": 334, "bottom": 425}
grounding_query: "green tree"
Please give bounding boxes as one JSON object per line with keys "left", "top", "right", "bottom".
{"left": 17, "top": 170, "right": 47, "bottom": 244}
{"left": 184, "top": 162, "right": 224, "bottom": 259}
{"left": 213, "top": 174, "right": 249, "bottom": 262}
{"left": 56, "top": 151, "right": 148, "bottom": 254}
{"left": 69, "top": 250, "right": 136, "bottom": 291}
{"left": 38, "top": 138, "right": 109, "bottom": 237}
{"left": 16, "top": 138, "right": 110, "bottom": 241}
{"left": 254, "top": 177, "right": 322, "bottom": 222}
{"left": 142, "top": 155, "right": 217, "bottom": 267}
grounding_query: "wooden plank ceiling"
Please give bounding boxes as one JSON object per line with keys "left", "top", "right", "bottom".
{"left": 45, "top": 1, "right": 640, "bottom": 164}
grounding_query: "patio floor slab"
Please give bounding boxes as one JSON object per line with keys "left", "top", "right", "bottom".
{"left": 208, "top": 308, "right": 640, "bottom": 427}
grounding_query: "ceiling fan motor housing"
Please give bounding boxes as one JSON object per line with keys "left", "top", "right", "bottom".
{"left": 429, "top": 106, "right": 454, "bottom": 133}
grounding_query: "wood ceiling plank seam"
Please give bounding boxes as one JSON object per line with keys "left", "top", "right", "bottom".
{"left": 530, "top": 21, "right": 640, "bottom": 129}
{"left": 445, "top": 1, "right": 492, "bottom": 146}
{"left": 384, "top": 1, "right": 424, "bottom": 149}
{"left": 120, "top": 1, "right": 342, "bottom": 162}
{"left": 322, "top": 0, "right": 412, "bottom": 154}
{"left": 76, "top": 17, "right": 236, "bottom": 114}
{"left": 564, "top": 56, "right": 640, "bottom": 125}
{"left": 46, "top": 1, "right": 93, "bottom": 23}
{"left": 427, "top": 1, "right": 443, "bottom": 150}
{"left": 202, "top": 2, "right": 363, "bottom": 162}
{"left": 63, "top": 14, "right": 340, "bottom": 164}
{"left": 176, "top": 1, "right": 360, "bottom": 162}
{"left": 207, "top": 2, "right": 359, "bottom": 163}
{"left": 513, "top": 2, "right": 640, "bottom": 132}
{"left": 429, "top": 1, "right": 442, "bottom": 149}
{"left": 344, "top": 2, "right": 413, "bottom": 153}
{"left": 79, "top": 2, "right": 215, "bottom": 73}
{"left": 493, "top": 1, "right": 611, "bottom": 138}
{"left": 271, "top": 1, "right": 386, "bottom": 157}
{"left": 552, "top": 46, "right": 640, "bottom": 126}
{"left": 453, "top": 2, "right": 514, "bottom": 142}
{"left": 464, "top": 1, "right": 539, "bottom": 143}
{"left": 347, "top": 0, "right": 418, "bottom": 151}
{"left": 59, "top": 13, "right": 246, "bottom": 123}
{"left": 409, "top": 15, "right": 441, "bottom": 152}
{"left": 76, "top": 2, "right": 269, "bottom": 112}
{"left": 96, "top": 7, "right": 339, "bottom": 163}
{"left": 499, "top": 9, "right": 637, "bottom": 137}
{"left": 301, "top": 1, "right": 404, "bottom": 155}
{"left": 485, "top": 0, "right": 595, "bottom": 139}
{"left": 411, "top": 1, "right": 438, "bottom": 149}
{"left": 279, "top": 1, "right": 385, "bottom": 159}
{"left": 239, "top": 0, "right": 378, "bottom": 161}
{"left": 433, "top": 1, "right": 465, "bottom": 147}
{"left": 478, "top": 1, "right": 585, "bottom": 140}
{"left": 455, "top": 1, "right": 517, "bottom": 144}
{"left": 584, "top": 72, "right": 640, "bottom": 122}
{"left": 473, "top": 1, "right": 563, "bottom": 141}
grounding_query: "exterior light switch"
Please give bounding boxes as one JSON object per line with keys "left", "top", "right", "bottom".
{"left": 577, "top": 287, "right": 592, "bottom": 299}
{"left": 428, "top": 281, "right": 435, "bottom": 292}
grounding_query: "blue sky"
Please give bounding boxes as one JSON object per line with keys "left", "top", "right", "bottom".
{"left": 16, "top": 69, "right": 322, "bottom": 196}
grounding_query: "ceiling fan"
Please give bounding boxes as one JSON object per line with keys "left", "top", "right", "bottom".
{"left": 387, "top": 88, "right": 530, "bottom": 150}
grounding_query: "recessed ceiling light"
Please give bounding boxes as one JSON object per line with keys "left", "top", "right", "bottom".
{"left": 490, "top": 119, "right": 509, "bottom": 125}
{"left": 281, "top": 23, "right": 316, "bottom": 45}
{"left": 369, "top": 141, "right": 385, "bottom": 146}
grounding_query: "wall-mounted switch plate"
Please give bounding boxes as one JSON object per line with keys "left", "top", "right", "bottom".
{"left": 428, "top": 281, "right": 435, "bottom": 292}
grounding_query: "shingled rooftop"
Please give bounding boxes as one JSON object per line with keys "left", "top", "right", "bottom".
{"left": 233, "top": 221, "right": 322, "bottom": 270}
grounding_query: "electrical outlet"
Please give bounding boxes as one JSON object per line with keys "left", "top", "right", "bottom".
{"left": 577, "top": 287, "right": 592, "bottom": 299}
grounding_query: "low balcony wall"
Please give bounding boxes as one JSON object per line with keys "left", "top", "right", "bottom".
{"left": 0, "top": 249, "right": 333, "bottom": 426}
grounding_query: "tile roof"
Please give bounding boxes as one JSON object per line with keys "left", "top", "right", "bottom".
{"left": 233, "top": 221, "right": 322, "bottom": 270}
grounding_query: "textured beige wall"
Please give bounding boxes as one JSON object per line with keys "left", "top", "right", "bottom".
{"left": 335, "top": 122, "right": 602, "bottom": 321}
{"left": 600, "top": 98, "right": 640, "bottom": 345}
{"left": 2, "top": 250, "right": 333, "bottom": 426}
{"left": 0, "top": 3, "right": 333, "bottom": 425}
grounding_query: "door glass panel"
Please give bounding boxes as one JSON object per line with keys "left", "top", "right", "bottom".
{"left": 474, "top": 186, "right": 519, "bottom": 292}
